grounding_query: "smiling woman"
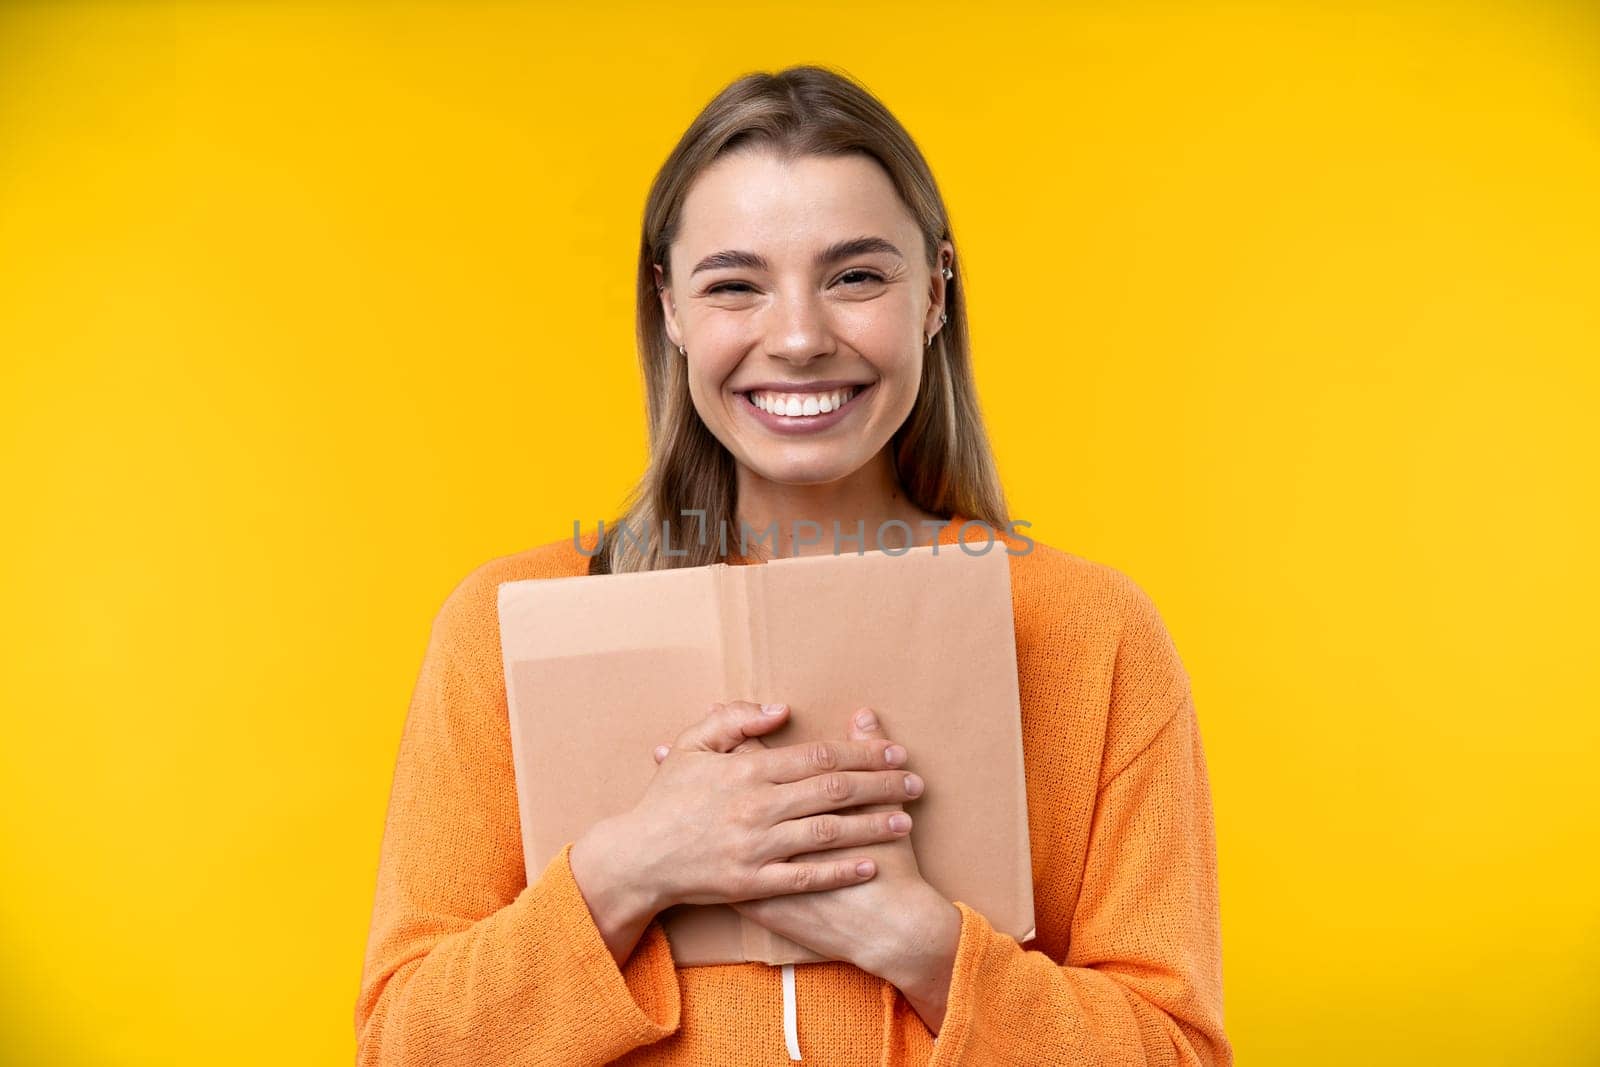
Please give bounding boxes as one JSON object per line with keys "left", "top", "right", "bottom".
{"left": 356, "top": 65, "right": 1231, "bottom": 1066}
{"left": 595, "top": 69, "right": 1005, "bottom": 572}
{"left": 659, "top": 153, "right": 942, "bottom": 510}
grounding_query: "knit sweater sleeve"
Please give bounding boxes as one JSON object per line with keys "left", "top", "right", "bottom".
{"left": 883, "top": 577, "right": 1231, "bottom": 1066}
{"left": 354, "top": 576, "right": 681, "bottom": 1065}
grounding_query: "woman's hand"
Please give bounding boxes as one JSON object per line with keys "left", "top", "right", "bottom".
{"left": 647, "top": 705, "right": 962, "bottom": 1021}
{"left": 591, "top": 700, "right": 922, "bottom": 917}
{"left": 714, "top": 709, "right": 961, "bottom": 1007}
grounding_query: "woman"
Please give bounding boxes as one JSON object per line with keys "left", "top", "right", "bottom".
{"left": 356, "top": 66, "right": 1230, "bottom": 1065}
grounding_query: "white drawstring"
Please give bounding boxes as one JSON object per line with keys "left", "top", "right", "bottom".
{"left": 781, "top": 963, "right": 801, "bottom": 1060}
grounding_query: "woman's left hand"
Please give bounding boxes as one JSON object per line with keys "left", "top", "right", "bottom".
{"left": 651, "top": 707, "right": 963, "bottom": 999}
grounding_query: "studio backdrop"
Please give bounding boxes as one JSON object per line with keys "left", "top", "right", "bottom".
{"left": 1, "top": 2, "right": 1596, "bottom": 1064}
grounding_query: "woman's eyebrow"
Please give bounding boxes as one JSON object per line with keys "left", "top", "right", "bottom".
{"left": 689, "top": 236, "right": 905, "bottom": 276}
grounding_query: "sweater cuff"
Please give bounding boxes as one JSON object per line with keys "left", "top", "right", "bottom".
{"left": 535, "top": 841, "right": 681, "bottom": 1041}
{"left": 879, "top": 900, "right": 991, "bottom": 1065}
{"left": 926, "top": 900, "right": 991, "bottom": 1063}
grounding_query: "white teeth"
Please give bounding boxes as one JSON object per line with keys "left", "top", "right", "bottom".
{"left": 749, "top": 386, "right": 859, "bottom": 418}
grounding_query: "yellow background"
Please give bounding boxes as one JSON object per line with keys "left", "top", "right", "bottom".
{"left": 2, "top": 1, "right": 1596, "bottom": 1063}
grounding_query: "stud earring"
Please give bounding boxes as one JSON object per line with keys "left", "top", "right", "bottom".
{"left": 941, "top": 266, "right": 953, "bottom": 280}
{"left": 678, "top": 344, "right": 686, "bottom": 356}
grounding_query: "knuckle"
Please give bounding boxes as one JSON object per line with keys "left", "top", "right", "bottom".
{"left": 791, "top": 865, "right": 818, "bottom": 892}
{"left": 821, "top": 773, "right": 851, "bottom": 802}
{"left": 733, "top": 795, "right": 764, "bottom": 829}
{"left": 730, "top": 756, "right": 759, "bottom": 785}
{"left": 728, "top": 868, "right": 757, "bottom": 900}
{"left": 806, "top": 741, "right": 839, "bottom": 771}
{"left": 810, "top": 815, "right": 840, "bottom": 844}
{"left": 739, "top": 826, "right": 769, "bottom": 864}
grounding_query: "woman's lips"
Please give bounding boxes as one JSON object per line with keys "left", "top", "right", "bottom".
{"left": 739, "top": 382, "right": 873, "bottom": 435}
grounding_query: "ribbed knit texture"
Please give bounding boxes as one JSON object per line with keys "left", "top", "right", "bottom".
{"left": 355, "top": 519, "right": 1231, "bottom": 1065}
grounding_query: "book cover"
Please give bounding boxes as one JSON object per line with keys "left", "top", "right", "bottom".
{"left": 497, "top": 544, "right": 1035, "bottom": 966}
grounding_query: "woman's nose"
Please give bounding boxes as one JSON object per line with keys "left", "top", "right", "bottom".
{"left": 763, "top": 289, "right": 834, "bottom": 363}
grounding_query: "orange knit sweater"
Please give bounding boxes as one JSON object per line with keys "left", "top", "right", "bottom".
{"left": 355, "top": 521, "right": 1231, "bottom": 1065}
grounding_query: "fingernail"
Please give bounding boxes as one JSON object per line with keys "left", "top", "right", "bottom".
{"left": 888, "top": 813, "right": 911, "bottom": 832}
{"left": 762, "top": 703, "right": 786, "bottom": 716}
{"left": 884, "top": 744, "right": 907, "bottom": 766}
{"left": 855, "top": 860, "right": 875, "bottom": 877}
{"left": 653, "top": 745, "right": 669, "bottom": 761}
{"left": 855, "top": 709, "right": 878, "bottom": 730}
{"left": 904, "top": 773, "right": 924, "bottom": 797}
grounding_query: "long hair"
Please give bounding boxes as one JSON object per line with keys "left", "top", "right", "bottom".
{"left": 591, "top": 65, "right": 1009, "bottom": 574}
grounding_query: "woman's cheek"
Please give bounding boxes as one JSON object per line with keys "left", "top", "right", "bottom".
{"left": 845, "top": 306, "right": 920, "bottom": 362}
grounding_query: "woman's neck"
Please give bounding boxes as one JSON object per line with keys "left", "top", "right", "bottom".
{"left": 734, "top": 450, "right": 947, "bottom": 559}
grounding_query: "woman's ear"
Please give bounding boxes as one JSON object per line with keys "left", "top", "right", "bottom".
{"left": 654, "top": 262, "right": 683, "bottom": 350}
{"left": 924, "top": 239, "right": 955, "bottom": 342}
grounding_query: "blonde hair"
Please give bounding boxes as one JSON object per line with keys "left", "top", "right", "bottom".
{"left": 592, "top": 64, "right": 1009, "bottom": 574}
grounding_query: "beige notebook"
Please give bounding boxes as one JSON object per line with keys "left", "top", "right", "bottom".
{"left": 496, "top": 544, "right": 1034, "bottom": 966}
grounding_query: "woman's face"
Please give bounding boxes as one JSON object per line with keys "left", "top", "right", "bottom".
{"left": 657, "top": 149, "right": 951, "bottom": 490}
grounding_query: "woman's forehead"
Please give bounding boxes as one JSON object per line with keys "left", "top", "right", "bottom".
{"left": 673, "top": 150, "right": 918, "bottom": 261}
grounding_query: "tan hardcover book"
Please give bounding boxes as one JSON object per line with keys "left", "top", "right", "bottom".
{"left": 496, "top": 544, "right": 1034, "bottom": 966}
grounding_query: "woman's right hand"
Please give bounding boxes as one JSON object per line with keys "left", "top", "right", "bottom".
{"left": 585, "top": 700, "right": 922, "bottom": 918}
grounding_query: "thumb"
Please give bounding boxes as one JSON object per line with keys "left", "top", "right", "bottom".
{"left": 673, "top": 700, "right": 790, "bottom": 754}
{"left": 848, "top": 707, "right": 905, "bottom": 814}
{"left": 848, "top": 705, "right": 885, "bottom": 744}
{"left": 654, "top": 734, "right": 769, "bottom": 763}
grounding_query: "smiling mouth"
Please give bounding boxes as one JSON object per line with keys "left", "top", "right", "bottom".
{"left": 741, "top": 383, "right": 871, "bottom": 418}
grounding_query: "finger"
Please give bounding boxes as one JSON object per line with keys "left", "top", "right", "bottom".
{"left": 740, "top": 856, "right": 879, "bottom": 900}
{"left": 848, "top": 706, "right": 889, "bottom": 743}
{"left": 653, "top": 744, "right": 670, "bottom": 763}
{"left": 758, "top": 736, "right": 907, "bottom": 785}
{"left": 770, "top": 809, "right": 913, "bottom": 859}
{"left": 770, "top": 768, "right": 925, "bottom": 822}
{"left": 673, "top": 700, "right": 790, "bottom": 753}
{"left": 844, "top": 708, "right": 909, "bottom": 813}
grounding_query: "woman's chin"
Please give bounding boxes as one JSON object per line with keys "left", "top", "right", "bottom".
{"left": 737, "top": 452, "right": 871, "bottom": 489}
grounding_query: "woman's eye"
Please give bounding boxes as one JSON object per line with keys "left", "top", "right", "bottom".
{"left": 705, "top": 272, "right": 883, "bottom": 295}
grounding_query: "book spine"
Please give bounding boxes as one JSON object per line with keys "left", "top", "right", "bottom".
{"left": 716, "top": 564, "right": 756, "bottom": 699}
{"left": 714, "top": 566, "right": 829, "bottom": 965}
{"left": 713, "top": 567, "right": 764, "bottom": 960}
